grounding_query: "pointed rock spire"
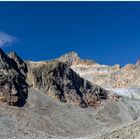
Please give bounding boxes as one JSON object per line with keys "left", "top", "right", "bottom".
{"left": 57, "top": 51, "right": 96, "bottom": 66}
{"left": 0, "top": 48, "right": 11, "bottom": 70}
{"left": 8, "top": 51, "right": 27, "bottom": 75}
{"left": 57, "top": 51, "right": 81, "bottom": 66}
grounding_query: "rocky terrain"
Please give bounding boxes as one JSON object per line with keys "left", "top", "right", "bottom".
{"left": 26, "top": 60, "right": 117, "bottom": 108}
{"left": 0, "top": 49, "right": 28, "bottom": 106}
{"left": 57, "top": 51, "right": 140, "bottom": 89}
{"left": 0, "top": 49, "right": 114, "bottom": 108}
{"left": 1, "top": 49, "right": 140, "bottom": 138}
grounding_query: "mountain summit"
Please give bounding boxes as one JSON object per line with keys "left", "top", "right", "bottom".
{"left": 57, "top": 51, "right": 81, "bottom": 66}
{"left": 57, "top": 51, "right": 96, "bottom": 66}
{"left": 0, "top": 48, "right": 12, "bottom": 70}
{"left": 0, "top": 48, "right": 28, "bottom": 106}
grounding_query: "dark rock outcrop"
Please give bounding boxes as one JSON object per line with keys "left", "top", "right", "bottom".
{"left": 8, "top": 52, "right": 28, "bottom": 76}
{"left": 0, "top": 48, "right": 115, "bottom": 108}
{"left": 27, "top": 60, "right": 113, "bottom": 108}
{"left": 0, "top": 48, "right": 28, "bottom": 106}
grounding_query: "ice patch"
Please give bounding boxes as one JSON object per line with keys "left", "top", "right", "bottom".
{"left": 109, "top": 88, "right": 140, "bottom": 100}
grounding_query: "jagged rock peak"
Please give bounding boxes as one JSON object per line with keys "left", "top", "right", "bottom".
{"left": 0, "top": 48, "right": 12, "bottom": 70}
{"left": 57, "top": 51, "right": 96, "bottom": 66}
{"left": 8, "top": 51, "right": 28, "bottom": 75}
{"left": 0, "top": 48, "right": 28, "bottom": 106}
{"left": 57, "top": 51, "right": 81, "bottom": 66}
{"left": 8, "top": 51, "right": 24, "bottom": 63}
{"left": 62, "top": 51, "right": 80, "bottom": 58}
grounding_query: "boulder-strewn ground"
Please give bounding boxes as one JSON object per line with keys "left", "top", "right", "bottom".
{"left": 0, "top": 87, "right": 140, "bottom": 138}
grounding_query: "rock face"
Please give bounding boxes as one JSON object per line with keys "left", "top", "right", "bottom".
{"left": 0, "top": 48, "right": 28, "bottom": 106}
{"left": 57, "top": 52, "right": 140, "bottom": 88}
{"left": 0, "top": 49, "right": 116, "bottom": 108}
{"left": 26, "top": 60, "right": 112, "bottom": 108}
{"left": 0, "top": 48, "right": 113, "bottom": 108}
{"left": 8, "top": 52, "right": 28, "bottom": 76}
{"left": 57, "top": 51, "right": 96, "bottom": 67}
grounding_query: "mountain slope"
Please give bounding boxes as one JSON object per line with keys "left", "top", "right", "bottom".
{"left": 58, "top": 52, "right": 140, "bottom": 89}
{"left": 26, "top": 60, "right": 115, "bottom": 108}
{"left": 0, "top": 87, "right": 138, "bottom": 138}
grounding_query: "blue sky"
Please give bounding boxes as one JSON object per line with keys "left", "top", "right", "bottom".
{"left": 0, "top": 2, "right": 140, "bottom": 66}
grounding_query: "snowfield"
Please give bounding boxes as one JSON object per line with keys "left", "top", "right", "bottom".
{"left": 108, "top": 88, "right": 140, "bottom": 100}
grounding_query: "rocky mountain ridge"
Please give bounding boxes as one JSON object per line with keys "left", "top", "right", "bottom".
{"left": 0, "top": 48, "right": 28, "bottom": 106}
{"left": 57, "top": 51, "right": 96, "bottom": 67}
{"left": 1, "top": 49, "right": 139, "bottom": 107}
{"left": 57, "top": 52, "right": 140, "bottom": 88}
{"left": 1, "top": 49, "right": 140, "bottom": 138}
{"left": 26, "top": 60, "right": 116, "bottom": 108}
{"left": 0, "top": 49, "right": 116, "bottom": 107}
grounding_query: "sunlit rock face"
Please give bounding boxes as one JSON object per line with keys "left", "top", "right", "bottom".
{"left": 57, "top": 52, "right": 140, "bottom": 88}
{"left": 57, "top": 51, "right": 96, "bottom": 67}
{"left": 26, "top": 60, "right": 114, "bottom": 108}
{"left": 0, "top": 49, "right": 131, "bottom": 108}
{"left": 0, "top": 48, "right": 114, "bottom": 108}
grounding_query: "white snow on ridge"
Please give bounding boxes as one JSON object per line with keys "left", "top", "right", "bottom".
{"left": 108, "top": 88, "right": 140, "bottom": 100}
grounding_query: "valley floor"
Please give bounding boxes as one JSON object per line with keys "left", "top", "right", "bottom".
{"left": 1, "top": 87, "right": 140, "bottom": 138}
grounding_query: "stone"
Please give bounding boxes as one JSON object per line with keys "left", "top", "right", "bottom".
{"left": 27, "top": 60, "right": 111, "bottom": 108}
{"left": 0, "top": 48, "right": 28, "bottom": 106}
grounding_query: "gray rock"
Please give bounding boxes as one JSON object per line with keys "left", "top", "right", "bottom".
{"left": 0, "top": 48, "right": 28, "bottom": 106}
{"left": 27, "top": 60, "right": 112, "bottom": 108}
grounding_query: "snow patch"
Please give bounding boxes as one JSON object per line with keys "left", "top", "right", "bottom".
{"left": 109, "top": 88, "right": 140, "bottom": 100}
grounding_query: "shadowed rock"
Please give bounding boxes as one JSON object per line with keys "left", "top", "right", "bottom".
{"left": 8, "top": 51, "right": 28, "bottom": 76}
{"left": 0, "top": 48, "right": 28, "bottom": 106}
{"left": 27, "top": 60, "right": 113, "bottom": 108}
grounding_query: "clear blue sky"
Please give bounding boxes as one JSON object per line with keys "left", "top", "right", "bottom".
{"left": 1, "top": 2, "right": 140, "bottom": 66}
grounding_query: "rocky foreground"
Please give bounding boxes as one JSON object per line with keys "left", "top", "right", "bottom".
{"left": 0, "top": 49, "right": 140, "bottom": 138}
